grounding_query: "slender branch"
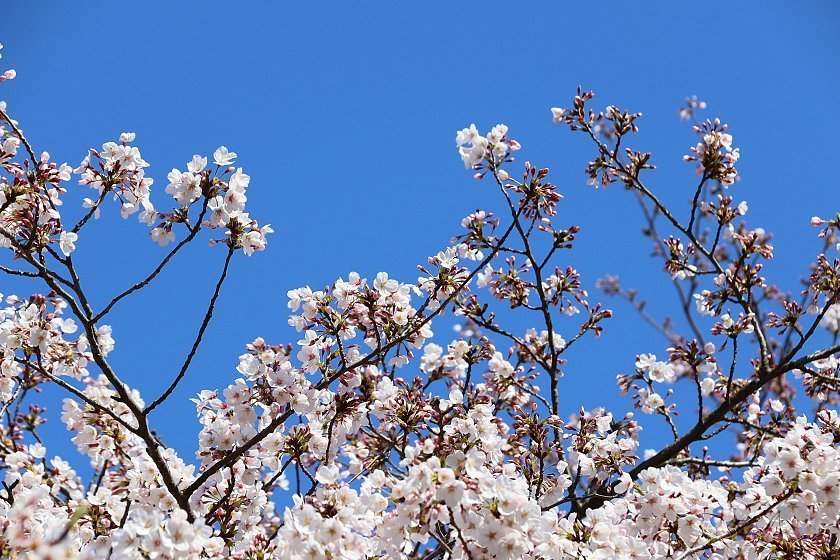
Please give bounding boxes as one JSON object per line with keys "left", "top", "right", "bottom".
{"left": 0, "top": 264, "right": 38, "bottom": 277}
{"left": 0, "top": 108, "right": 38, "bottom": 164}
{"left": 491, "top": 167, "right": 561, "bottom": 416}
{"left": 71, "top": 188, "right": 110, "bottom": 233}
{"left": 666, "top": 457, "right": 755, "bottom": 469}
{"left": 686, "top": 174, "right": 709, "bottom": 234}
{"left": 93, "top": 200, "right": 209, "bottom": 322}
{"left": 145, "top": 244, "right": 235, "bottom": 414}
{"left": 16, "top": 359, "right": 139, "bottom": 434}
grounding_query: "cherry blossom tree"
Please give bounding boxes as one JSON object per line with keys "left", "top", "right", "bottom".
{"left": 1, "top": 44, "right": 838, "bottom": 559}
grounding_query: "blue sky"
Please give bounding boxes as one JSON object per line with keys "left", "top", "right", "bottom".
{"left": 3, "top": 2, "right": 839, "bottom": 475}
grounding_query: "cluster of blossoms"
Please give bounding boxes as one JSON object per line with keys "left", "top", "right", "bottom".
{"left": 74, "top": 132, "right": 154, "bottom": 226}
{"left": 0, "top": 140, "right": 73, "bottom": 258}
{"left": 1, "top": 445, "right": 83, "bottom": 556}
{"left": 575, "top": 413, "right": 839, "bottom": 559}
{"left": 455, "top": 123, "right": 520, "bottom": 172}
{"left": 0, "top": 293, "right": 95, "bottom": 402}
{"left": 684, "top": 119, "right": 741, "bottom": 187}
{"left": 0, "top": 48, "right": 838, "bottom": 560}
{"left": 73, "top": 136, "right": 270, "bottom": 254}
{"left": 163, "top": 148, "right": 272, "bottom": 254}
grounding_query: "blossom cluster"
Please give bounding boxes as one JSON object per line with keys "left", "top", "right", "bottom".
{"left": 66, "top": 134, "right": 272, "bottom": 255}
{"left": 684, "top": 119, "right": 741, "bottom": 187}
{"left": 163, "top": 148, "right": 272, "bottom": 254}
{"left": 455, "top": 123, "right": 520, "bottom": 173}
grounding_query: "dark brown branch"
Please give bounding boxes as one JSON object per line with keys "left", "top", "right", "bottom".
{"left": 145, "top": 244, "right": 235, "bottom": 414}
{"left": 93, "top": 200, "right": 209, "bottom": 322}
{"left": 0, "top": 264, "right": 38, "bottom": 277}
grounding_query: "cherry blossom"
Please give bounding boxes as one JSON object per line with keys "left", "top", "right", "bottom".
{"left": 0, "top": 54, "right": 838, "bottom": 560}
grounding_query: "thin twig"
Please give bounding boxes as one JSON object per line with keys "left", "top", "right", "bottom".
{"left": 145, "top": 244, "right": 235, "bottom": 414}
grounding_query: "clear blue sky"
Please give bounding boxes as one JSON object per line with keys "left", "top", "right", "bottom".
{"left": 3, "top": 2, "right": 839, "bottom": 474}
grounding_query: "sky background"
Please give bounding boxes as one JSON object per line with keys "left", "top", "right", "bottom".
{"left": 2, "top": 2, "right": 839, "bottom": 478}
